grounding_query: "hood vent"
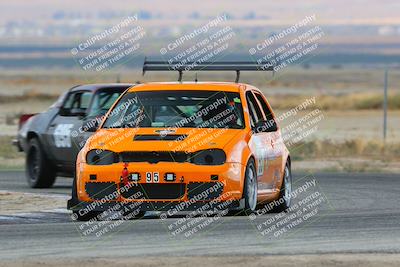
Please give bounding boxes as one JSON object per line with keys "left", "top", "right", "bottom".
{"left": 133, "top": 134, "right": 187, "bottom": 141}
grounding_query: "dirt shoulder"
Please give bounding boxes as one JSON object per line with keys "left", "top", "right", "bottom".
{"left": 0, "top": 191, "right": 68, "bottom": 215}
{"left": 1, "top": 254, "right": 400, "bottom": 267}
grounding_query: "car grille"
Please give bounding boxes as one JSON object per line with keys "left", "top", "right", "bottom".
{"left": 120, "top": 151, "right": 189, "bottom": 164}
{"left": 85, "top": 182, "right": 118, "bottom": 201}
{"left": 120, "top": 183, "right": 186, "bottom": 200}
{"left": 187, "top": 182, "right": 224, "bottom": 200}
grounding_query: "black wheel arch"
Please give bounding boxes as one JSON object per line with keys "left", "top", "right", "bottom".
{"left": 243, "top": 155, "right": 256, "bottom": 195}
{"left": 27, "top": 131, "right": 56, "bottom": 164}
{"left": 27, "top": 131, "right": 39, "bottom": 142}
{"left": 247, "top": 154, "right": 256, "bottom": 170}
{"left": 286, "top": 155, "right": 291, "bottom": 168}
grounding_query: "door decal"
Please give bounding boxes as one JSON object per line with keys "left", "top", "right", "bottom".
{"left": 257, "top": 156, "right": 264, "bottom": 176}
{"left": 53, "top": 124, "right": 74, "bottom": 148}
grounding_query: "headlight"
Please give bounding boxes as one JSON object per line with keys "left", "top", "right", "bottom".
{"left": 191, "top": 149, "right": 226, "bottom": 165}
{"left": 86, "top": 149, "right": 119, "bottom": 165}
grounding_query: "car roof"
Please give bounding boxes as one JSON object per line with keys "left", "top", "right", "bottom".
{"left": 127, "top": 82, "right": 254, "bottom": 93}
{"left": 71, "top": 83, "right": 134, "bottom": 92}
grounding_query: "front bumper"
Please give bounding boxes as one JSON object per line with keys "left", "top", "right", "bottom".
{"left": 12, "top": 138, "right": 23, "bottom": 152}
{"left": 67, "top": 197, "right": 243, "bottom": 212}
{"left": 74, "top": 161, "right": 246, "bottom": 206}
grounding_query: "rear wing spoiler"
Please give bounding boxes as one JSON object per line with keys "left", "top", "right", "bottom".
{"left": 142, "top": 59, "right": 274, "bottom": 83}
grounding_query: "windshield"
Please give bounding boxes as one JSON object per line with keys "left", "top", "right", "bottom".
{"left": 87, "top": 89, "right": 124, "bottom": 117}
{"left": 102, "top": 90, "right": 245, "bottom": 129}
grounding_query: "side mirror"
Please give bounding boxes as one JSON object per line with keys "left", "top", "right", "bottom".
{"left": 58, "top": 107, "right": 70, "bottom": 116}
{"left": 253, "top": 119, "right": 277, "bottom": 133}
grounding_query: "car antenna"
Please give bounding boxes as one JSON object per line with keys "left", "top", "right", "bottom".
{"left": 195, "top": 73, "right": 198, "bottom": 83}
{"left": 116, "top": 74, "right": 120, "bottom": 83}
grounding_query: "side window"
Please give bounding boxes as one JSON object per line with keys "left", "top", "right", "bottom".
{"left": 246, "top": 91, "right": 264, "bottom": 127}
{"left": 61, "top": 91, "right": 92, "bottom": 116}
{"left": 87, "top": 91, "right": 122, "bottom": 117}
{"left": 63, "top": 91, "right": 92, "bottom": 110}
{"left": 80, "top": 92, "right": 92, "bottom": 109}
{"left": 254, "top": 92, "right": 275, "bottom": 122}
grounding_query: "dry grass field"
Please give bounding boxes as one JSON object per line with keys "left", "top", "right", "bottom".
{"left": 0, "top": 67, "right": 399, "bottom": 171}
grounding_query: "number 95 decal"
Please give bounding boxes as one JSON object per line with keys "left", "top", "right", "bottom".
{"left": 146, "top": 172, "right": 159, "bottom": 183}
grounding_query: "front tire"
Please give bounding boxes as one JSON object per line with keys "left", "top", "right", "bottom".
{"left": 233, "top": 158, "right": 258, "bottom": 216}
{"left": 69, "top": 177, "right": 102, "bottom": 221}
{"left": 122, "top": 208, "right": 146, "bottom": 220}
{"left": 72, "top": 210, "right": 102, "bottom": 221}
{"left": 26, "top": 138, "right": 56, "bottom": 188}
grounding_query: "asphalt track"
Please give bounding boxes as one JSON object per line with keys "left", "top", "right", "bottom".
{"left": 0, "top": 170, "right": 399, "bottom": 263}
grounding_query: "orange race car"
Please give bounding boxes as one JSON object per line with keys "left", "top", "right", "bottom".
{"left": 67, "top": 61, "right": 292, "bottom": 221}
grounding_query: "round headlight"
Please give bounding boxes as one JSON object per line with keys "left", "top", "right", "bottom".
{"left": 191, "top": 149, "right": 226, "bottom": 165}
{"left": 86, "top": 149, "right": 119, "bottom": 165}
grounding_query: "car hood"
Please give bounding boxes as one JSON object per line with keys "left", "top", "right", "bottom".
{"left": 86, "top": 127, "right": 243, "bottom": 152}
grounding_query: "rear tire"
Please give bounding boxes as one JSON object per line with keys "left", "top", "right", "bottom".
{"left": 26, "top": 138, "right": 56, "bottom": 188}
{"left": 274, "top": 161, "right": 292, "bottom": 212}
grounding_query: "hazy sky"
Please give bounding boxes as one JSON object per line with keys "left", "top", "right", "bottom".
{"left": 1, "top": 0, "right": 400, "bottom": 25}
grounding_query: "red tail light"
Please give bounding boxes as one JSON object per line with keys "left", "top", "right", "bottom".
{"left": 18, "top": 114, "right": 36, "bottom": 129}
